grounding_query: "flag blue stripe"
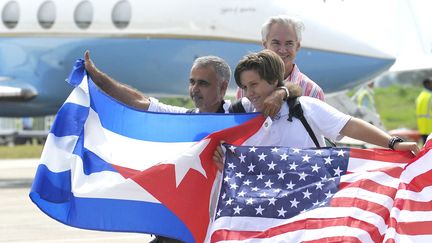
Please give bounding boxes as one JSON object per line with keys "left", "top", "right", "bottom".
{"left": 50, "top": 103, "right": 89, "bottom": 137}
{"left": 29, "top": 166, "right": 194, "bottom": 242}
{"left": 81, "top": 147, "right": 117, "bottom": 175}
{"left": 66, "top": 59, "right": 86, "bottom": 87}
{"left": 31, "top": 165, "right": 72, "bottom": 203}
{"left": 88, "top": 80, "right": 258, "bottom": 142}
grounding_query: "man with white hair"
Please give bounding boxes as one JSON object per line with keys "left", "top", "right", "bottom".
{"left": 237, "top": 15, "right": 325, "bottom": 101}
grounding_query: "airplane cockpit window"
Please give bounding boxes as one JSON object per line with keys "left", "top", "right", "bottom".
{"left": 112, "top": 0, "right": 131, "bottom": 29}
{"left": 38, "top": 1, "right": 56, "bottom": 29}
{"left": 2, "top": 0, "right": 19, "bottom": 29}
{"left": 74, "top": 0, "right": 93, "bottom": 29}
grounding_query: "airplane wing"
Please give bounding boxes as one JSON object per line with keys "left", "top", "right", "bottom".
{"left": 0, "top": 77, "right": 37, "bottom": 101}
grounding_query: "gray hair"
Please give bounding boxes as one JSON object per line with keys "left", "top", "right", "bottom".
{"left": 261, "top": 15, "right": 305, "bottom": 43}
{"left": 192, "top": 56, "right": 231, "bottom": 83}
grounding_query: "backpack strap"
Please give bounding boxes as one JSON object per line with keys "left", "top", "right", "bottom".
{"left": 286, "top": 97, "right": 321, "bottom": 148}
{"left": 186, "top": 108, "right": 197, "bottom": 113}
{"left": 228, "top": 101, "right": 246, "bottom": 113}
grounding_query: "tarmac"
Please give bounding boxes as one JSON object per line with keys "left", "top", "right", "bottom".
{"left": 0, "top": 159, "right": 153, "bottom": 243}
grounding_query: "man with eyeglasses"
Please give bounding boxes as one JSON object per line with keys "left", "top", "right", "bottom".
{"left": 237, "top": 15, "right": 325, "bottom": 101}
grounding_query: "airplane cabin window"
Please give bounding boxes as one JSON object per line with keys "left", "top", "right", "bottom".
{"left": 112, "top": 0, "right": 131, "bottom": 29}
{"left": 38, "top": 1, "right": 56, "bottom": 29}
{"left": 2, "top": 1, "right": 19, "bottom": 29}
{"left": 74, "top": 0, "right": 93, "bottom": 29}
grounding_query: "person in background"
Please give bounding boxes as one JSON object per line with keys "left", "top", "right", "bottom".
{"left": 237, "top": 15, "right": 325, "bottom": 102}
{"left": 416, "top": 77, "right": 432, "bottom": 144}
{"left": 352, "top": 81, "right": 376, "bottom": 112}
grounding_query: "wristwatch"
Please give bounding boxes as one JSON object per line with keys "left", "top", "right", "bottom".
{"left": 277, "top": 86, "right": 290, "bottom": 101}
{"left": 388, "top": 136, "right": 404, "bottom": 150}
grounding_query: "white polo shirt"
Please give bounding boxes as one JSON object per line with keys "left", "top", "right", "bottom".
{"left": 243, "top": 96, "right": 351, "bottom": 148}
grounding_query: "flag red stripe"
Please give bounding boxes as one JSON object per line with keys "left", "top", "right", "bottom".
{"left": 389, "top": 217, "right": 432, "bottom": 235}
{"left": 350, "top": 148, "right": 413, "bottom": 163}
{"left": 210, "top": 216, "right": 382, "bottom": 242}
{"left": 400, "top": 170, "right": 432, "bottom": 192}
{"left": 339, "top": 178, "right": 397, "bottom": 198}
{"left": 302, "top": 236, "right": 362, "bottom": 243}
{"left": 393, "top": 197, "right": 432, "bottom": 211}
{"left": 330, "top": 197, "right": 390, "bottom": 221}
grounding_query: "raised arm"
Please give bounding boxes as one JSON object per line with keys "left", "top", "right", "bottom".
{"left": 84, "top": 51, "right": 150, "bottom": 110}
{"left": 340, "top": 117, "right": 420, "bottom": 155}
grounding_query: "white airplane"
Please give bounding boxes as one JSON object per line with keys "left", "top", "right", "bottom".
{"left": 0, "top": 0, "right": 397, "bottom": 117}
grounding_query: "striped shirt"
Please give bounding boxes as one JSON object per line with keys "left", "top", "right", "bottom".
{"left": 236, "top": 64, "right": 325, "bottom": 101}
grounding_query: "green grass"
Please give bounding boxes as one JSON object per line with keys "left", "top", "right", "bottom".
{"left": 0, "top": 144, "right": 43, "bottom": 159}
{"left": 374, "top": 84, "right": 422, "bottom": 130}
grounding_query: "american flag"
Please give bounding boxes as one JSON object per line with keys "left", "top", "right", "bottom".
{"left": 207, "top": 143, "right": 432, "bottom": 242}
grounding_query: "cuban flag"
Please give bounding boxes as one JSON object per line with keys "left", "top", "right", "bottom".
{"left": 29, "top": 59, "right": 264, "bottom": 243}
{"left": 207, "top": 142, "right": 432, "bottom": 242}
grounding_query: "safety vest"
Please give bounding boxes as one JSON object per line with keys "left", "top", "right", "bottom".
{"left": 416, "top": 89, "right": 432, "bottom": 134}
{"left": 355, "top": 88, "right": 375, "bottom": 111}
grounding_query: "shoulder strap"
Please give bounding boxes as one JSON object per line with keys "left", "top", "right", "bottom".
{"left": 286, "top": 97, "right": 321, "bottom": 148}
{"left": 228, "top": 101, "right": 246, "bottom": 113}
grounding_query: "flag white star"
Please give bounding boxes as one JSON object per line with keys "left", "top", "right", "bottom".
{"left": 302, "top": 154, "right": 311, "bottom": 162}
{"left": 299, "top": 171, "right": 308, "bottom": 181}
{"left": 333, "top": 166, "right": 343, "bottom": 176}
{"left": 314, "top": 150, "right": 323, "bottom": 155}
{"left": 238, "top": 153, "right": 246, "bottom": 163}
{"left": 251, "top": 187, "right": 259, "bottom": 192}
{"left": 237, "top": 190, "right": 246, "bottom": 197}
{"left": 302, "top": 189, "right": 312, "bottom": 199}
{"left": 246, "top": 198, "right": 255, "bottom": 205}
{"left": 315, "top": 181, "right": 324, "bottom": 190}
{"left": 226, "top": 198, "right": 234, "bottom": 205}
{"left": 216, "top": 209, "right": 222, "bottom": 216}
{"left": 325, "top": 190, "right": 333, "bottom": 198}
{"left": 243, "top": 179, "right": 252, "bottom": 186}
{"left": 264, "top": 179, "right": 274, "bottom": 188}
{"left": 280, "top": 152, "right": 288, "bottom": 160}
{"left": 227, "top": 162, "right": 236, "bottom": 170}
{"left": 235, "top": 172, "right": 244, "bottom": 178}
{"left": 249, "top": 146, "right": 257, "bottom": 152}
{"left": 292, "top": 148, "right": 301, "bottom": 153}
{"left": 286, "top": 180, "right": 296, "bottom": 190}
{"left": 259, "top": 191, "right": 268, "bottom": 197}
{"left": 255, "top": 205, "right": 265, "bottom": 215}
{"left": 277, "top": 170, "right": 286, "bottom": 179}
{"left": 230, "top": 183, "right": 238, "bottom": 190}
{"left": 247, "top": 163, "right": 256, "bottom": 172}
{"left": 313, "top": 200, "right": 320, "bottom": 206}
{"left": 223, "top": 175, "right": 230, "bottom": 182}
{"left": 277, "top": 207, "right": 287, "bottom": 217}
{"left": 258, "top": 153, "right": 267, "bottom": 161}
{"left": 271, "top": 147, "right": 279, "bottom": 153}
{"left": 337, "top": 149, "right": 345, "bottom": 157}
{"left": 311, "top": 163, "right": 320, "bottom": 173}
{"left": 290, "top": 198, "right": 300, "bottom": 208}
{"left": 170, "top": 139, "right": 209, "bottom": 187}
{"left": 229, "top": 145, "right": 236, "bottom": 153}
{"left": 267, "top": 161, "right": 277, "bottom": 170}
{"left": 257, "top": 172, "right": 264, "bottom": 180}
{"left": 324, "top": 156, "right": 333, "bottom": 165}
{"left": 268, "top": 197, "right": 277, "bottom": 205}
{"left": 289, "top": 161, "right": 298, "bottom": 170}
{"left": 233, "top": 205, "right": 242, "bottom": 215}
{"left": 221, "top": 193, "right": 226, "bottom": 199}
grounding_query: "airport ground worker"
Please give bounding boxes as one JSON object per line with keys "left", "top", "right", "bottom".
{"left": 352, "top": 81, "right": 376, "bottom": 112}
{"left": 416, "top": 77, "right": 432, "bottom": 144}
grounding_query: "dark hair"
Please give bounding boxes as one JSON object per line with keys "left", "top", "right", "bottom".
{"left": 234, "top": 50, "right": 285, "bottom": 88}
